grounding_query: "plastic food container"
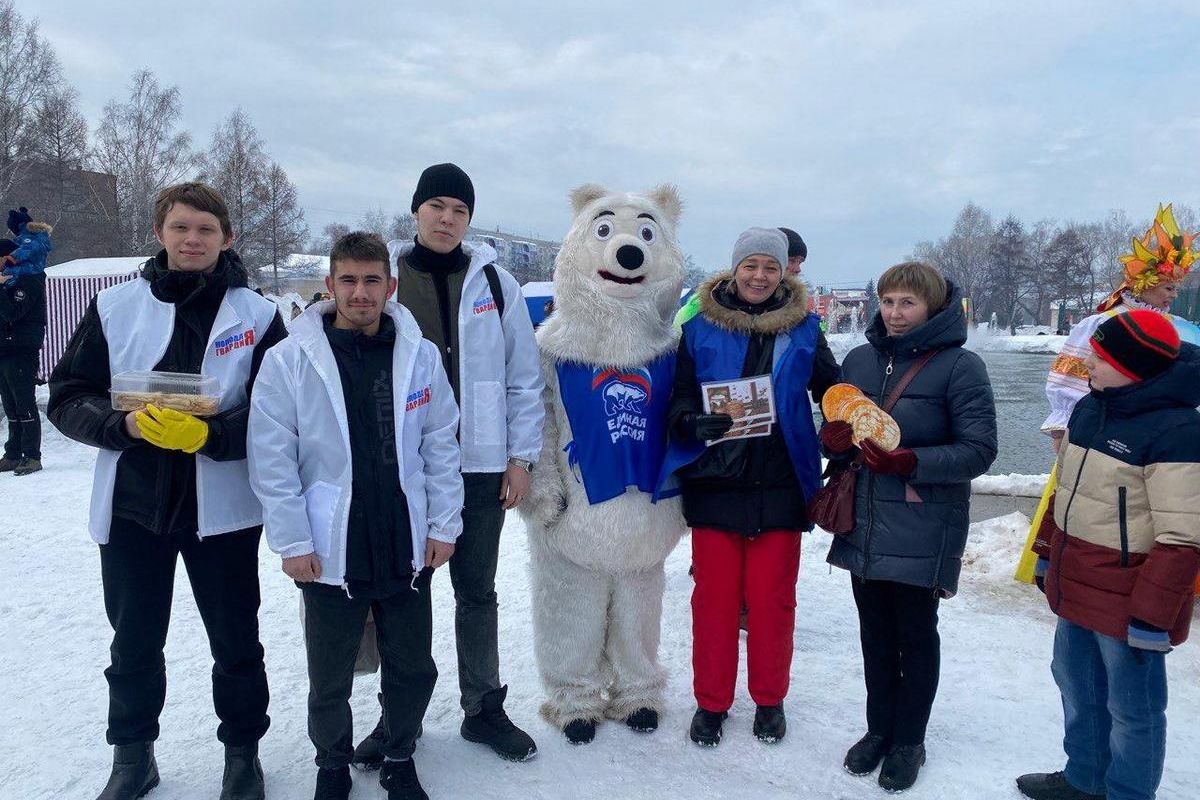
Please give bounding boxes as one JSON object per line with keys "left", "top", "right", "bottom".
{"left": 110, "top": 371, "right": 221, "bottom": 417}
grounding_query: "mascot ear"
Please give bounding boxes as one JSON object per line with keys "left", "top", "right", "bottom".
{"left": 646, "top": 184, "right": 683, "bottom": 227}
{"left": 570, "top": 184, "right": 609, "bottom": 215}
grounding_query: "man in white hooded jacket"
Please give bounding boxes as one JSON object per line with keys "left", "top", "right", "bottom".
{"left": 248, "top": 233, "right": 462, "bottom": 800}
{"left": 352, "top": 162, "right": 544, "bottom": 765}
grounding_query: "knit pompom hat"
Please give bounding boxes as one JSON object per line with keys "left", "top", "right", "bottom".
{"left": 1090, "top": 309, "right": 1181, "bottom": 381}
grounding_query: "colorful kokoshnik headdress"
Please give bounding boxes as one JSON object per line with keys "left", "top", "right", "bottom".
{"left": 1097, "top": 204, "right": 1196, "bottom": 311}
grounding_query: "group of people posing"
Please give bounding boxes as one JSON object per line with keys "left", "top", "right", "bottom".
{"left": 39, "top": 165, "right": 1198, "bottom": 800}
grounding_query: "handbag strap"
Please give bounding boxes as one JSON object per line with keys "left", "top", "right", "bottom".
{"left": 881, "top": 348, "right": 942, "bottom": 414}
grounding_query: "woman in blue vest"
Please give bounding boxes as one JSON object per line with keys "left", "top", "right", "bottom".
{"left": 660, "top": 227, "right": 839, "bottom": 748}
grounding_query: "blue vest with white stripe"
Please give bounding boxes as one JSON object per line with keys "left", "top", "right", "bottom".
{"left": 557, "top": 354, "right": 677, "bottom": 505}
{"left": 657, "top": 311, "right": 823, "bottom": 502}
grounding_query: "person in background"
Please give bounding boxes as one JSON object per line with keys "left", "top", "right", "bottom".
{"left": 823, "top": 261, "right": 997, "bottom": 793}
{"left": 0, "top": 221, "right": 47, "bottom": 475}
{"left": 660, "top": 227, "right": 838, "bottom": 747}
{"left": 47, "top": 182, "right": 285, "bottom": 800}
{"left": 778, "top": 226, "right": 806, "bottom": 276}
{"left": 249, "top": 232, "right": 462, "bottom": 800}
{"left": 1042, "top": 204, "right": 1193, "bottom": 452}
{"left": 1018, "top": 310, "right": 1200, "bottom": 800}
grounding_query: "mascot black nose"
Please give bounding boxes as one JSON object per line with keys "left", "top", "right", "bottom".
{"left": 616, "top": 244, "right": 645, "bottom": 271}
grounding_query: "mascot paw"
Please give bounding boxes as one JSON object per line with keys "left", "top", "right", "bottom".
{"left": 625, "top": 707, "right": 659, "bottom": 733}
{"left": 563, "top": 718, "right": 596, "bottom": 745}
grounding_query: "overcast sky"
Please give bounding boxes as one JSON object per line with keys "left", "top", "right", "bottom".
{"left": 37, "top": 0, "right": 1200, "bottom": 286}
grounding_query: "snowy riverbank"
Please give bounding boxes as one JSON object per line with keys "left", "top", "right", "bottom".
{"left": 2, "top": 429, "right": 1197, "bottom": 799}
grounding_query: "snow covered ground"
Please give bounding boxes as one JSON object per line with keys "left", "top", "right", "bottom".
{"left": 3, "top": 426, "right": 1198, "bottom": 799}
{"left": 971, "top": 474, "right": 1050, "bottom": 499}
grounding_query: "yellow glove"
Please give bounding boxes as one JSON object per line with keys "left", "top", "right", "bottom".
{"left": 136, "top": 404, "right": 209, "bottom": 454}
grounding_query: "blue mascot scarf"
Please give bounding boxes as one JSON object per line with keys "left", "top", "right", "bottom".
{"left": 557, "top": 354, "right": 677, "bottom": 505}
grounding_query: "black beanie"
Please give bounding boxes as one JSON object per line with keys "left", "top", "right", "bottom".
{"left": 778, "top": 226, "right": 807, "bottom": 259}
{"left": 411, "top": 163, "right": 475, "bottom": 219}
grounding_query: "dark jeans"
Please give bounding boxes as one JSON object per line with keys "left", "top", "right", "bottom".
{"left": 851, "top": 575, "right": 941, "bottom": 746}
{"left": 301, "top": 579, "right": 436, "bottom": 767}
{"left": 1052, "top": 618, "right": 1167, "bottom": 800}
{"left": 99, "top": 521, "right": 270, "bottom": 746}
{"left": 0, "top": 350, "right": 40, "bottom": 460}
{"left": 449, "top": 471, "right": 506, "bottom": 714}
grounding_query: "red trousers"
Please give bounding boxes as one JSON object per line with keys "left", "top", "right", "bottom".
{"left": 691, "top": 527, "right": 801, "bottom": 712}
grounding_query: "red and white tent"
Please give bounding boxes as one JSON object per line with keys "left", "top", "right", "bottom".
{"left": 39, "top": 257, "right": 143, "bottom": 380}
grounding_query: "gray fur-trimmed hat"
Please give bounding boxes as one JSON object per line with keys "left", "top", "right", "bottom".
{"left": 730, "top": 227, "right": 789, "bottom": 271}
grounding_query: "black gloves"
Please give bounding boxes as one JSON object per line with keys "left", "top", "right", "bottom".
{"left": 687, "top": 413, "right": 734, "bottom": 441}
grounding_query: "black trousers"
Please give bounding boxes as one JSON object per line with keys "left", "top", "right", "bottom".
{"left": 851, "top": 575, "right": 941, "bottom": 747}
{"left": 447, "top": 472, "right": 506, "bottom": 714}
{"left": 99, "top": 521, "right": 270, "bottom": 746}
{"left": 301, "top": 579, "right": 436, "bottom": 767}
{"left": 0, "top": 350, "right": 40, "bottom": 460}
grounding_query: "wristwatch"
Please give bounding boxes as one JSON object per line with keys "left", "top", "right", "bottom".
{"left": 508, "top": 457, "right": 534, "bottom": 473}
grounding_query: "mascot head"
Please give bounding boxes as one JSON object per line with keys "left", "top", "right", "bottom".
{"left": 540, "top": 184, "right": 684, "bottom": 366}
{"left": 550, "top": 184, "right": 685, "bottom": 336}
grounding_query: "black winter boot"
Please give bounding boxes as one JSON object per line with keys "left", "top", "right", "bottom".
{"left": 844, "top": 732, "right": 890, "bottom": 776}
{"left": 380, "top": 758, "right": 428, "bottom": 800}
{"left": 312, "top": 766, "right": 351, "bottom": 800}
{"left": 625, "top": 707, "right": 658, "bottom": 733}
{"left": 13, "top": 457, "right": 40, "bottom": 475}
{"left": 352, "top": 713, "right": 387, "bottom": 772}
{"left": 0, "top": 456, "right": 18, "bottom": 472}
{"left": 1016, "top": 771, "right": 1106, "bottom": 800}
{"left": 688, "top": 708, "right": 727, "bottom": 747}
{"left": 220, "top": 744, "right": 264, "bottom": 800}
{"left": 878, "top": 743, "right": 926, "bottom": 793}
{"left": 752, "top": 704, "right": 786, "bottom": 743}
{"left": 460, "top": 685, "right": 537, "bottom": 761}
{"left": 96, "top": 742, "right": 159, "bottom": 800}
{"left": 563, "top": 718, "right": 596, "bottom": 745}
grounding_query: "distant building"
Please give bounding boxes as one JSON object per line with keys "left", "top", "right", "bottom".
{"left": 0, "top": 161, "right": 122, "bottom": 266}
{"left": 465, "top": 225, "right": 561, "bottom": 283}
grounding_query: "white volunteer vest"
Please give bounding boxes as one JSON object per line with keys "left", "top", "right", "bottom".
{"left": 88, "top": 278, "right": 277, "bottom": 543}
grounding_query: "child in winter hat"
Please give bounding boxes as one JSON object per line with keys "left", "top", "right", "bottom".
{"left": 1020, "top": 308, "right": 1200, "bottom": 800}
{"left": 1, "top": 207, "right": 53, "bottom": 285}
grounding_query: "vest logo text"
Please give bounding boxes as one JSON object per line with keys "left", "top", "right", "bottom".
{"left": 405, "top": 386, "right": 432, "bottom": 411}
{"left": 214, "top": 329, "right": 255, "bottom": 356}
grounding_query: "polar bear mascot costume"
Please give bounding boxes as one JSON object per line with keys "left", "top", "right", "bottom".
{"left": 519, "top": 184, "right": 687, "bottom": 745}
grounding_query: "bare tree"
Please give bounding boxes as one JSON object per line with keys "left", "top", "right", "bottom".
{"left": 1045, "top": 225, "right": 1095, "bottom": 313}
{"left": 30, "top": 85, "right": 89, "bottom": 215}
{"left": 0, "top": 1, "right": 63, "bottom": 196}
{"left": 357, "top": 208, "right": 391, "bottom": 240}
{"left": 986, "top": 215, "right": 1030, "bottom": 334}
{"left": 310, "top": 222, "right": 350, "bottom": 255}
{"left": 199, "top": 108, "right": 270, "bottom": 269}
{"left": 93, "top": 70, "right": 194, "bottom": 255}
{"left": 926, "top": 203, "right": 993, "bottom": 321}
{"left": 260, "top": 161, "right": 308, "bottom": 293}
{"left": 390, "top": 212, "right": 417, "bottom": 242}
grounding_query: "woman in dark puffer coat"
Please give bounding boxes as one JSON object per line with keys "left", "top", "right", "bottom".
{"left": 822, "top": 261, "right": 997, "bottom": 793}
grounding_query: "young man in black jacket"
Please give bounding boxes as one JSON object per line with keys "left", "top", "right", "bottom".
{"left": 0, "top": 266, "right": 46, "bottom": 475}
{"left": 48, "top": 183, "right": 287, "bottom": 800}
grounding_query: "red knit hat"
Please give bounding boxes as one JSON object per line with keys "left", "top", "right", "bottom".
{"left": 1090, "top": 309, "right": 1181, "bottom": 381}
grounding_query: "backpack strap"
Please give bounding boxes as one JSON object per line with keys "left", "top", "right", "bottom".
{"left": 881, "top": 348, "right": 942, "bottom": 413}
{"left": 483, "top": 263, "right": 506, "bottom": 319}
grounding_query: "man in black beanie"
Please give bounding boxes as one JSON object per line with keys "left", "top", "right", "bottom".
{"left": 778, "top": 227, "right": 807, "bottom": 276}
{"left": 353, "top": 163, "right": 545, "bottom": 767}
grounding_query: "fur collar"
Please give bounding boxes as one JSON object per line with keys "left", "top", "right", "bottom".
{"left": 696, "top": 273, "right": 810, "bottom": 335}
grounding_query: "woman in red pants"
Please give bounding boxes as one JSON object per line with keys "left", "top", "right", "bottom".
{"left": 659, "top": 227, "right": 838, "bottom": 746}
